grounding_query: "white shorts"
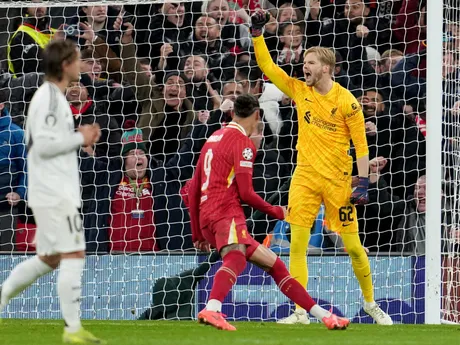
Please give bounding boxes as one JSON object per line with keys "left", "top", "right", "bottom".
{"left": 33, "top": 203, "right": 86, "bottom": 256}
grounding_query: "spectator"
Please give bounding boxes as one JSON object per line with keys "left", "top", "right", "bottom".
{"left": 234, "top": 62, "right": 279, "bottom": 143}
{"left": 365, "top": 46, "right": 381, "bottom": 72}
{"left": 366, "top": 162, "right": 451, "bottom": 254}
{"left": 110, "top": 125, "right": 157, "bottom": 252}
{"left": 334, "top": 51, "right": 361, "bottom": 97}
{"left": 182, "top": 55, "right": 222, "bottom": 111}
{"left": 106, "top": 84, "right": 140, "bottom": 128}
{"left": 120, "top": 23, "right": 194, "bottom": 162}
{"left": 138, "top": 58, "right": 153, "bottom": 78}
{"left": 201, "top": 0, "right": 252, "bottom": 52}
{"left": 66, "top": 78, "right": 121, "bottom": 158}
{"left": 388, "top": 99, "right": 426, "bottom": 199}
{"left": 185, "top": 15, "right": 236, "bottom": 81}
{"left": 68, "top": 4, "right": 122, "bottom": 56}
{"left": 7, "top": 0, "right": 54, "bottom": 77}
{"left": 276, "top": 3, "right": 304, "bottom": 24}
{"left": 7, "top": 2, "right": 108, "bottom": 79}
{"left": 321, "top": 0, "right": 390, "bottom": 88}
{"left": 304, "top": 0, "right": 323, "bottom": 48}
{"left": 343, "top": 0, "right": 393, "bottom": 54}
{"left": 0, "top": 89, "right": 26, "bottom": 251}
{"left": 78, "top": 50, "right": 129, "bottom": 108}
{"left": 199, "top": 80, "right": 244, "bottom": 134}
{"left": 80, "top": 48, "right": 103, "bottom": 81}
{"left": 137, "top": 1, "right": 190, "bottom": 70}
{"left": 357, "top": 88, "right": 392, "bottom": 160}
{"left": 234, "top": 61, "right": 263, "bottom": 95}
{"left": 275, "top": 22, "right": 305, "bottom": 78}
{"left": 377, "top": 49, "right": 404, "bottom": 90}
{"left": 79, "top": 48, "right": 124, "bottom": 88}
{"left": 0, "top": 72, "right": 43, "bottom": 127}
{"left": 59, "top": 16, "right": 125, "bottom": 83}
{"left": 276, "top": 94, "right": 298, "bottom": 173}
{"left": 79, "top": 115, "right": 222, "bottom": 252}
{"left": 393, "top": 0, "right": 426, "bottom": 54}
{"left": 221, "top": 79, "right": 244, "bottom": 103}
{"left": 392, "top": 50, "right": 459, "bottom": 109}
{"left": 379, "top": 49, "right": 404, "bottom": 74}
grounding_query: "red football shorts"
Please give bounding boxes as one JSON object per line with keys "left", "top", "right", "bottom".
{"left": 202, "top": 215, "right": 259, "bottom": 254}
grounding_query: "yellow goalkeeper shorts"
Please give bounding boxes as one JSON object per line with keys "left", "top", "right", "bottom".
{"left": 285, "top": 165, "right": 358, "bottom": 234}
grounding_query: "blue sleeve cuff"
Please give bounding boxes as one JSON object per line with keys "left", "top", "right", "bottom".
{"left": 16, "top": 186, "right": 26, "bottom": 200}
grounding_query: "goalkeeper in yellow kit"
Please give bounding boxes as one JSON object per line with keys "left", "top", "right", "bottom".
{"left": 251, "top": 11, "right": 393, "bottom": 325}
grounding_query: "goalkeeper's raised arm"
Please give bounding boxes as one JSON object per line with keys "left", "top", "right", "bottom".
{"left": 250, "top": 11, "right": 300, "bottom": 100}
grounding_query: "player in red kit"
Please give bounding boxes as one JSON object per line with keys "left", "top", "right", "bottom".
{"left": 186, "top": 94, "right": 350, "bottom": 331}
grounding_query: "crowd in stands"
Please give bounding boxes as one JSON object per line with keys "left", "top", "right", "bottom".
{"left": 0, "top": 0, "right": 456, "bottom": 255}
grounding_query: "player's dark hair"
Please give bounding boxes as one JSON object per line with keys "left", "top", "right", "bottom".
{"left": 43, "top": 40, "right": 79, "bottom": 81}
{"left": 234, "top": 94, "right": 260, "bottom": 119}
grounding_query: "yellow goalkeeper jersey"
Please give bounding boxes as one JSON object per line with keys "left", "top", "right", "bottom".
{"left": 253, "top": 36, "right": 369, "bottom": 180}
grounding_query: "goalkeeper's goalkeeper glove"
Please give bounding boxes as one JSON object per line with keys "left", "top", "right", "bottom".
{"left": 250, "top": 10, "right": 270, "bottom": 37}
{"left": 350, "top": 177, "right": 369, "bottom": 205}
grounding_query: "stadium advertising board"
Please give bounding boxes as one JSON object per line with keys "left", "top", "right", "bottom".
{"left": 0, "top": 255, "right": 424, "bottom": 323}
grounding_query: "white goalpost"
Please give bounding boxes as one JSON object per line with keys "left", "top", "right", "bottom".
{"left": 0, "top": 0, "right": 456, "bottom": 325}
{"left": 425, "top": 0, "right": 442, "bottom": 325}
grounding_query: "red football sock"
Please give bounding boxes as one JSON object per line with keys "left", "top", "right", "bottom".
{"left": 268, "top": 257, "right": 316, "bottom": 312}
{"left": 209, "top": 250, "right": 247, "bottom": 303}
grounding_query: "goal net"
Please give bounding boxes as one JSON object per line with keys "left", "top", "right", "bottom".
{"left": 0, "top": 0, "right": 455, "bottom": 324}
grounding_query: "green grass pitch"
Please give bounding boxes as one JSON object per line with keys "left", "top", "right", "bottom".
{"left": 1, "top": 320, "right": 459, "bottom": 345}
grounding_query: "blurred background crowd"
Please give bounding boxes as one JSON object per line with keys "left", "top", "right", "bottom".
{"left": 0, "top": 0, "right": 457, "bottom": 256}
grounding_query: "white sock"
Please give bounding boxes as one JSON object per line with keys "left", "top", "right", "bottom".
{"left": 309, "top": 305, "right": 331, "bottom": 320}
{"left": 364, "top": 301, "right": 376, "bottom": 309}
{"left": 205, "top": 299, "right": 222, "bottom": 312}
{"left": 1, "top": 256, "right": 53, "bottom": 306}
{"left": 58, "top": 259, "right": 85, "bottom": 333}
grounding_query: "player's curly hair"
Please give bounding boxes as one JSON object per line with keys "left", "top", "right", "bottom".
{"left": 234, "top": 94, "right": 260, "bottom": 119}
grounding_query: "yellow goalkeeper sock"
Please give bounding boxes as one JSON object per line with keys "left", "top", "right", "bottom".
{"left": 341, "top": 232, "right": 374, "bottom": 303}
{"left": 289, "top": 224, "right": 311, "bottom": 311}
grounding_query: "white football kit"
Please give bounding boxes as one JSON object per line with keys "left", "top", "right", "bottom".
{"left": 26, "top": 81, "right": 85, "bottom": 255}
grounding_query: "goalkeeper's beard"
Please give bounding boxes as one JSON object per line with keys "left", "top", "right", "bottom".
{"left": 305, "top": 70, "right": 322, "bottom": 87}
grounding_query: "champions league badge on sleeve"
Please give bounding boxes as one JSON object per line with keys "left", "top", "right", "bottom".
{"left": 242, "top": 148, "right": 253, "bottom": 160}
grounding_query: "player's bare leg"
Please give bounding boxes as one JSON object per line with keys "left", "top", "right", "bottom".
{"left": 198, "top": 244, "right": 247, "bottom": 331}
{"left": 249, "top": 245, "right": 350, "bottom": 330}
{"left": 341, "top": 233, "right": 393, "bottom": 325}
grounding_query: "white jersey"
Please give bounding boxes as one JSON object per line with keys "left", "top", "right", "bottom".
{"left": 26, "top": 81, "right": 84, "bottom": 208}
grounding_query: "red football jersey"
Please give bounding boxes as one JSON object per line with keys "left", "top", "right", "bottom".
{"left": 195, "top": 122, "right": 256, "bottom": 226}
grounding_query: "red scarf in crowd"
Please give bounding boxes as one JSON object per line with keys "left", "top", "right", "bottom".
{"left": 70, "top": 99, "right": 93, "bottom": 118}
